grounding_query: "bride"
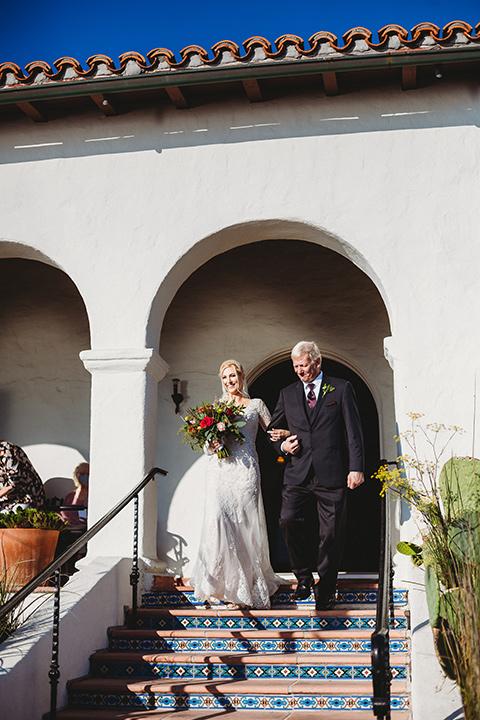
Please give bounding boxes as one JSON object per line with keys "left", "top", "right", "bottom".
{"left": 189, "top": 359, "right": 288, "bottom": 609}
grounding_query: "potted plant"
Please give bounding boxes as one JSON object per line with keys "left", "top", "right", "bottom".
{"left": 0, "top": 508, "right": 66, "bottom": 587}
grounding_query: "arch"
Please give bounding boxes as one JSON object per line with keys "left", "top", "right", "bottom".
{"left": 0, "top": 253, "right": 92, "bottom": 483}
{"left": 0, "top": 238, "right": 92, "bottom": 340}
{"left": 157, "top": 235, "right": 395, "bottom": 574}
{"left": 0, "top": 238, "right": 66, "bottom": 269}
{"left": 146, "top": 219, "right": 393, "bottom": 348}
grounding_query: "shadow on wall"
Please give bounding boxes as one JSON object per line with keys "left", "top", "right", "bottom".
{"left": 1, "top": 86, "right": 479, "bottom": 166}
{"left": 157, "top": 531, "right": 189, "bottom": 577}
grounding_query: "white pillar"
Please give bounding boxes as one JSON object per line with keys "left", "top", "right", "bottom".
{"left": 80, "top": 349, "right": 169, "bottom": 566}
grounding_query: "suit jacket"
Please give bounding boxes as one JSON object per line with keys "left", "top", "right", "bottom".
{"left": 268, "top": 375, "right": 364, "bottom": 488}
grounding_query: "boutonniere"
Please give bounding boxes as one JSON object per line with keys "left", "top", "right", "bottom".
{"left": 321, "top": 383, "right": 335, "bottom": 398}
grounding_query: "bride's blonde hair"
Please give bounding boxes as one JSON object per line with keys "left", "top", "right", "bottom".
{"left": 219, "top": 359, "right": 249, "bottom": 398}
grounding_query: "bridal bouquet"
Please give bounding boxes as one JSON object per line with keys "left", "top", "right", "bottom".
{"left": 178, "top": 400, "right": 246, "bottom": 459}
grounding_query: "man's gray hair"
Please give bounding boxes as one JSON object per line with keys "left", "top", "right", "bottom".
{"left": 291, "top": 341, "right": 322, "bottom": 363}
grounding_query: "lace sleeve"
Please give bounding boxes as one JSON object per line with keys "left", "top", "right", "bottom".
{"left": 256, "top": 399, "right": 272, "bottom": 432}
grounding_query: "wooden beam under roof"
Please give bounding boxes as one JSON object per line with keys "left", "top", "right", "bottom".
{"left": 90, "top": 94, "right": 118, "bottom": 116}
{"left": 242, "top": 78, "right": 263, "bottom": 102}
{"left": 16, "top": 101, "right": 47, "bottom": 122}
{"left": 401, "top": 65, "right": 417, "bottom": 91}
{"left": 322, "top": 72, "right": 338, "bottom": 96}
{"left": 165, "top": 86, "right": 190, "bottom": 109}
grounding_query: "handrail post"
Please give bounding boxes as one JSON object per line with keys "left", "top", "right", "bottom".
{"left": 371, "top": 461, "right": 396, "bottom": 720}
{"left": 48, "top": 569, "right": 61, "bottom": 720}
{"left": 129, "top": 493, "right": 140, "bottom": 629}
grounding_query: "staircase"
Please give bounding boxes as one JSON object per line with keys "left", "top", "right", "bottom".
{"left": 52, "top": 577, "right": 410, "bottom": 719}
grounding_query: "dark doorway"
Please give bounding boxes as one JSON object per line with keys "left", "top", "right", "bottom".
{"left": 249, "top": 358, "right": 381, "bottom": 573}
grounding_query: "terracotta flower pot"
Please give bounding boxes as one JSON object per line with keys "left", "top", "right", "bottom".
{"left": 0, "top": 528, "right": 59, "bottom": 586}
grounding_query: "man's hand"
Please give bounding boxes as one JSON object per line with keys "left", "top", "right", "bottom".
{"left": 268, "top": 428, "right": 291, "bottom": 442}
{"left": 347, "top": 471, "right": 364, "bottom": 490}
{"left": 282, "top": 435, "right": 300, "bottom": 455}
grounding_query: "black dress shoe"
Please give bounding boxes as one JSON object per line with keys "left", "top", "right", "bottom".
{"left": 315, "top": 599, "right": 335, "bottom": 611}
{"left": 294, "top": 581, "right": 312, "bottom": 601}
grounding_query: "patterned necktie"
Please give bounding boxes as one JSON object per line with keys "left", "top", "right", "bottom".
{"left": 307, "top": 383, "right": 316, "bottom": 409}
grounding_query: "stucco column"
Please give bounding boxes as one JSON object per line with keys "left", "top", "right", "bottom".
{"left": 80, "top": 348, "right": 169, "bottom": 566}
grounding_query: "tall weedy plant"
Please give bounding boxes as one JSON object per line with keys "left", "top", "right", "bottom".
{"left": 376, "top": 414, "right": 480, "bottom": 719}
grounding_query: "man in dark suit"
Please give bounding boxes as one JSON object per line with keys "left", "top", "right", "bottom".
{"left": 268, "top": 341, "right": 364, "bottom": 609}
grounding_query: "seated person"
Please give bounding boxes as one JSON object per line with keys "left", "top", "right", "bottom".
{"left": 56, "top": 462, "right": 89, "bottom": 575}
{"left": 59, "top": 462, "right": 89, "bottom": 528}
{"left": 0, "top": 439, "right": 45, "bottom": 512}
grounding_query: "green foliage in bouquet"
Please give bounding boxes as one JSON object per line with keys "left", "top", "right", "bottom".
{"left": 178, "top": 400, "right": 246, "bottom": 459}
{"left": 0, "top": 507, "right": 67, "bottom": 531}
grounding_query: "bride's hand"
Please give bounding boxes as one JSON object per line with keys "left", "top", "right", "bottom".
{"left": 209, "top": 439, "right": 222, "bottom": 452}
{"left": 268, "top": 428, "right": 290, "bottom": 442}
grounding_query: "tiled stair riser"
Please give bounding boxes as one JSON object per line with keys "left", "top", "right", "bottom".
{"left": 109, "top": 635, "right": 408, "bottom": 653}
{"left": 90, "top": 659, "right": 407, "bottom": 680}
{"left": 70, "top": 690, "right": 408, "bottom": 712}
{"left": 131, "top": 614, "right": 407, "bottom": 632}
{"left": 142, "top": 589, "right": 408, "bottom": 608}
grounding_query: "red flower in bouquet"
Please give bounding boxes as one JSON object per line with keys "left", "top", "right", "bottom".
{"left": 200, "top": 416, "right": 214, "bottom": 428}
{"left": 178, "top": 400, "right": 246, "bottom": 458}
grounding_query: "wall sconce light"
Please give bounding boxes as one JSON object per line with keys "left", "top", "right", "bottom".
{"left": 171, "top": 378, "right": 184, "bottom": 414}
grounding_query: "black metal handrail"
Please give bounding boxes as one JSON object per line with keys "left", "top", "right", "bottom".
{"left": 371, "top": 461, "right": 396, "bottom": 719}
{"left": 0, "top": 465, "right": 167, "bottom": 719}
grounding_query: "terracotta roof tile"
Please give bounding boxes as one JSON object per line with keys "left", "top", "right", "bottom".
{"left": 0, "top": 21, "right": 479, "bottom": 90}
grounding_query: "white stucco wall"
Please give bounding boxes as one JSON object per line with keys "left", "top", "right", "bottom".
{"left": 0, "top": 556, "right": 131, "bottom": 719}
{"left": 0, "top": 81, "right": 478, "bottom": 551}
{"left": 0, "top": 79, "right": 477, "bottom": 715}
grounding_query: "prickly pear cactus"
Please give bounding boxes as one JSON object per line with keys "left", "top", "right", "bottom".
{"left": 439, "top": 457, "right": 480, "bottom": 518}
{"left": 448, "top": 511, "right": 480, "bottom": 564}
{"left": 425, "top": 562, "right": 441, "bottom": 628}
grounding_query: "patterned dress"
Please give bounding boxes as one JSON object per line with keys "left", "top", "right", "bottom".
{"left": 190, "top": 399, "right": 282, "bottom": 608}
{"left": 0, "top": 441, "right": 45, "bottom": 511}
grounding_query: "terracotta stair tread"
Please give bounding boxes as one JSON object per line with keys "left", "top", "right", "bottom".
{"left": 132, "top": 607, "right": 394, "bottom": 617}
{"left": 110, "top": 627, "right": 407, "bottom": 639}
{"left": 69, "top": 676, "right": 408, "bottom": 694}
{"left": 92, "top": 650, "right": 407, "bottom": 665}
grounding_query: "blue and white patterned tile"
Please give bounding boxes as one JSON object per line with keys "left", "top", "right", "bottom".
{"left": 71, "top": 690, "right": 409, "bottom": 711}
{"left": 137, "top": 613, "right": 407, "bottom": 632}
{"left": 90, "top": 657, "right": 408, "bottom": 682}
{"left": 110, "top": 633, "right": 407, "bottom": 655}
{"left": 141, "top": 588, "right": 408, "bottom": 608}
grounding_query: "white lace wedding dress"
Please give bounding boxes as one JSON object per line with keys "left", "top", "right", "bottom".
{"left": 190, "top": 398, "right": 283, "bottom": 609}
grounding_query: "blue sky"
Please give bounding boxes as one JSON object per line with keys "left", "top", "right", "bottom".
{"left": 1, "top": 0, "right": 478, "bottom": 69}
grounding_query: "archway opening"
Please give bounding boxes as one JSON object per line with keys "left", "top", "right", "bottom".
{"left": 158, "top": 237, "right": 392, "bottom": 575}
{"left": 0, "top": 257, "right": 91, "bottom": 484}
{"left": 249, "top": 357, "right": 381, "bottom": 573}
